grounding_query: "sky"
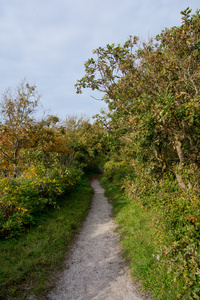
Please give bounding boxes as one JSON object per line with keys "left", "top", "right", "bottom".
{"left": 0, "top": 0, "right": 199, "bottom": 121}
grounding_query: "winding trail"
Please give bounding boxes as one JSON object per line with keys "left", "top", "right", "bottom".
{"left": 47, "top": 179, "right": 151, "bottom": 300}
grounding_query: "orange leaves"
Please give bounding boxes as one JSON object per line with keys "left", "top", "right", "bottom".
{"left": 0, "top": 81, "right": 73, "bottom": 177}
{"left": 186, "top": 215, "right": 198, "bottom": 223}
{"left": 0, "top": 81, "right": 42, "bottom": 177}
{"left": 40, "top": 127, "right": 69, "bottom": 155}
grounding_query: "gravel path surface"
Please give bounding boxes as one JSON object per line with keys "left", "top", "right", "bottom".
{"left": 47, "top": 179, "right": 151, "bottom": 300}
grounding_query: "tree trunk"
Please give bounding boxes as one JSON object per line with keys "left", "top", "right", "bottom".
{"left": 174, "top": 135, "right": 186, "bottom": 189}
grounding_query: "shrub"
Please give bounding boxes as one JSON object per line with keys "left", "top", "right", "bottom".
{"left": 0, "top": 164, "right": 82, "bottom": 238}
{"left": 123, "top": 172, "right": 200, "bottom": 299}
{"left": 104, "top": 160, "right": 134, "bottom": 183}
{"left": 157, "top": 188, "right": 200, "bottom": 299}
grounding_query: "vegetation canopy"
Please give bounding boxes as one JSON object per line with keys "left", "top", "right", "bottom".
{"left": 76, "top": 8, "right": 200, "bottom": 299}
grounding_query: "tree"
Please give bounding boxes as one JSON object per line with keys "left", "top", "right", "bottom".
{"left": 0, "top": 80, "right": 41, "bottom": 177}
{"left": 76, "top": 8, "right": 200, "bottom": 188}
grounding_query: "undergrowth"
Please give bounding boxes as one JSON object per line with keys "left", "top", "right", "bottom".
{"left": 100, "top": 176, "right": 185, "bottom": 300}
{"left": 0, "top": 177, "right": 93, "bottom": 300}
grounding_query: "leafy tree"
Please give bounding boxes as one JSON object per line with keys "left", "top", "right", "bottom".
{"left": 76, "top": 8, "right": 200, "bottom": 188}
{"left": 0, "top": 80, "right": 41, "bottom": 177}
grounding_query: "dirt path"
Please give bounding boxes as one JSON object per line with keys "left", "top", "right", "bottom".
{"left": 47, "top": 179, "right": 151, "bottom": 300}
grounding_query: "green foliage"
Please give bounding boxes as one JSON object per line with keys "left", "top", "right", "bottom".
{"left": 100, "top": 177, "right": 184, "bottom": 299}
{"left": 0, "top": 164, "right": 82, "bottom": 238}
{"left": 104, "top": 159, "right": 135, "bottom": 183}
{"left": 76, "top": 8, "right": 200, "bottom": 298}
{"left": 155, "top": 186, "right": 200, "bottom": 298}
{"left": 118, "top": 171, "right": 200, "bottom": 299}
{"left": 0, "top": 82, "right": 106, "bottom": 240}
{"left": 0, "top": 177, "right": 93, "bottom": 299}
{"left": 62, "top": 115, "right": 109, "bottom": 171}
{"left": 76, "top": 8, "right": 200, "bottom": 189}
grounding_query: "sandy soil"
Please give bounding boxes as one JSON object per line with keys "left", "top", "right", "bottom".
{"left": 47, "top": 179, "right": 152, "bottom": 300}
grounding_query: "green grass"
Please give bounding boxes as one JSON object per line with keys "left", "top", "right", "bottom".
{"left": 100, "top": 176, "right": 184, "bottom": 300}
{"left": 0, "top": 177, "right": 93, "bottom": 300}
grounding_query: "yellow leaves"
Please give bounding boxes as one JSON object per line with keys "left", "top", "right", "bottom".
{"left": 23, "top": 167, "right": 37, "bottom": 179}
{"left": 17, "top": 207, "right": 28, "bottom": 214}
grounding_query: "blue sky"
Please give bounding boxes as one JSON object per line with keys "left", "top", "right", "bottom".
{"left": 0, "top": 0, "right": 199, "bottom": 121}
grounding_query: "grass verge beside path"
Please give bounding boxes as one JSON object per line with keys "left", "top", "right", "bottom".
{"left": 100, "top": 176, "right": 184, "bottom": 300}
{"left": 0, "top": 177, "right": 93, "bottom": 300}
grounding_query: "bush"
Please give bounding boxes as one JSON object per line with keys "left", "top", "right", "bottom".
{"left": 157, "top": 187, "right": 200, "bottom": 299}
{"left": 0, "top": 164, "right": 82, "bottom": 238}
{"left": 104, "top": 160, "right": 134, "bottom": 183}
{"left": 122, "top": 171, "right": 200, "bottom": 299}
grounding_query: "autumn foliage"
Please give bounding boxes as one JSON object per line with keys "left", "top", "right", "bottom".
{"left": 0, "top": 81, "right": 107, "bottom": 238}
